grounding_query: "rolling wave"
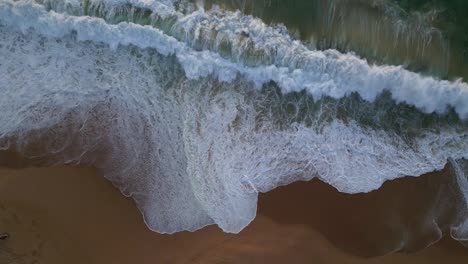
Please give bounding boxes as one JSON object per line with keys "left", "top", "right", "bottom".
{"left": 0, "top": 0, "right": 467, "bottom": 252}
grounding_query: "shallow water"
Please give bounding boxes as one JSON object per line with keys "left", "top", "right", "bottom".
{"left": 0, "top": 0, "right": 467, "bottom": 254}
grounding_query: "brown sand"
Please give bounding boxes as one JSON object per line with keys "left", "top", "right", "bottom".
{"left": 0, "top": 167, "right": 467, "bottom": 264}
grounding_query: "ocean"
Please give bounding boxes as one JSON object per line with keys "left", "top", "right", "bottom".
{"left": 0, "top": 0, "right": 467, "bottom": 251}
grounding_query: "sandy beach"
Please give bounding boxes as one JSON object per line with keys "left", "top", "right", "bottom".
{"left": 2, "top": 0, "right": 468, "bottom": 263}
{"left": 0, "top": 166, "right": 467, "bottom": 264}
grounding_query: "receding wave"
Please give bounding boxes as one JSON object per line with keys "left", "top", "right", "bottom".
{"left": 0, "top": 0, "right": 467, "bottom": 254}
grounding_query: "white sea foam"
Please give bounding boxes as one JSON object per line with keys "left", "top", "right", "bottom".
{"left": 0, "top": 0, "right": 467, "bottom": 238}
{"left": 2, "top": 0, "right": 468, "bottom": 118}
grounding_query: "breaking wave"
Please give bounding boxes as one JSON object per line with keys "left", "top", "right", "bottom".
{"left": 0, "top": 0, "right": 467, "bottom": 254}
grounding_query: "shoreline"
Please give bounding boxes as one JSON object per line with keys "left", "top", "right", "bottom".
{"left": 1, "top": 166, "right": 467, "bottom": 263}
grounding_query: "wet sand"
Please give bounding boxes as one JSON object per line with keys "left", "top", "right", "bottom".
{"left": 1, "top": 166, "right": 467, "bottom": 264}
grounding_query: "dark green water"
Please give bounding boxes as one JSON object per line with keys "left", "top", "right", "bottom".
{"left": 196, "top": 0, "right": 468, "bottom": 80}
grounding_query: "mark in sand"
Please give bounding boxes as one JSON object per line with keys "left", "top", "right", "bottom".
{"left": 0, "top": 233, "right": 9, "bottom": 240}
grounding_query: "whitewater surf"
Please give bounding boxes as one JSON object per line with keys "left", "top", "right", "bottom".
{"left": 0, "top": 0, "right": 467, "bottom": 252}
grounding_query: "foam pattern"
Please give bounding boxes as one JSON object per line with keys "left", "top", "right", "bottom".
{"left": 3, "top": 0, "right": 468, "bottom": 118}
{"left": 0, "top": 0, "right": 467, "bottom": 238}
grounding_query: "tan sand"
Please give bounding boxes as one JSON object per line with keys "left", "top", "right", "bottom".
{"left": 0, "top": 166, "right": 467, "bottom": 264}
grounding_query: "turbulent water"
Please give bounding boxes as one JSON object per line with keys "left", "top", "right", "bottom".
{"left": 1, "top": 0, "right": 468, "bottom": 253}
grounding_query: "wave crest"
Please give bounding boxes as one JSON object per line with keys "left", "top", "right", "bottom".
{"left": 0, "top": 1, "right": 467, "bottom": 253}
